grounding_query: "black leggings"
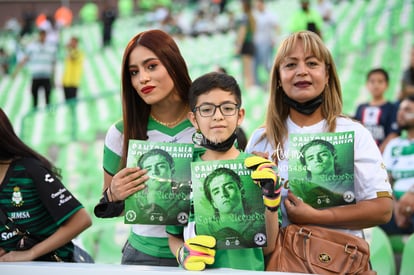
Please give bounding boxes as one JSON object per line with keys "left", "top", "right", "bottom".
{"left": 31, "top": 78, "right": 51, "bottom": 107}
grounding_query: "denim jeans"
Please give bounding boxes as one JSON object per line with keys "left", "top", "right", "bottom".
{"left": 254, "top": 43, "right": 273, "bottom": 85}
{"left": 379, "top": 213, "right": 414, "bottom": 235}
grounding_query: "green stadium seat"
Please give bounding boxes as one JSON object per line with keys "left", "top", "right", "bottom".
{"left": 118, "top": 0, "right": 134, "bottom": 18}
{"left": 79, "top": 2, "right": 99, "bottom": 24}
{"left": 79, "top": 217, "right": 129, "bottom": 264}
{"left": 367, "top": 227, "right": 396, "bottom": 275}
{"left": 389, "top": 234, "right": 411, "bottom": 254}
{"left": 399, "top": 233, "right": 414, "bottom": 275}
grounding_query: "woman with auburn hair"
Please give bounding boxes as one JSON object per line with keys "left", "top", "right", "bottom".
{"left": 94, "top": 29, "right": 194, "bottom": 265}
{"left": 246, "top": 31, "right": 393, "bottom": 242}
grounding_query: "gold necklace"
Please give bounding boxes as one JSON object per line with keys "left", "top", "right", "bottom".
{"left": 150, "top": 108, "right": 188, "bottom": 127}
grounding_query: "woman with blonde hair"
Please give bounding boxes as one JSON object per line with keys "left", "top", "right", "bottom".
{"left": 246, "top": 31, "right": 393, "bottom": 240}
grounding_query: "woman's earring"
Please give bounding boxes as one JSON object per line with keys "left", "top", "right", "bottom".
{"left": 192, "top": 130, "right": 204, "bottom": 145}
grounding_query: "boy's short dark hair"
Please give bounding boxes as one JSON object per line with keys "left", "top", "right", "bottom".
{"left": 366, "top": 68, "right": 389, "bottom": 83}
{"left": 189, "top": 72, "right": 242, "bottom": 110}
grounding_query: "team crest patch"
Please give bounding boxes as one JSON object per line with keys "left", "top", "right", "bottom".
{"left": 12, "top": 186, "right": 24, "bottom": 207}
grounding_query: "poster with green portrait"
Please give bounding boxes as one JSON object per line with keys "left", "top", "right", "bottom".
{"left": 288, "top": 131, "right": 356, "bottom": 208}
{"left": 124, "top": 140, "right": 194, "bottom": 225}
{"left": 191, "top": 159, "right": 267, "bottom": 250}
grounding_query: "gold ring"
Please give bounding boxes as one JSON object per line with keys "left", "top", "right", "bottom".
{"left": 406, "top": 206, "right": 412, "bottom": 214}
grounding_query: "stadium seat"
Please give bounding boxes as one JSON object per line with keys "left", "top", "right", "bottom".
{"left": 79, "top": 2, "right": 99, "bottom": 24}
{"left": 79, "top": 217, "right": 129, "bottom": 264}
{"left": 367, "top": 227, "right": 396, "bottom": 275}
{"left": 399, "top": 233, "right": 414, "bottom": 275}
{"left": 389, "top": 235, "right": 409, "bottom": 255}
{"left": 118, "top": 0, "right": 134, "bottom": 18}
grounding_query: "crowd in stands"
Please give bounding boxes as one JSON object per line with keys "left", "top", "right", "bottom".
{"left": 1, "top": 0, "right": 414, "bottom": 274}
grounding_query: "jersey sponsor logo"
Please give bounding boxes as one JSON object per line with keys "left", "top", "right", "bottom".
{"left": 44, "top": 173, "right": 55, "bottom": 183}
{"left": 12, "top": 186, "right": 24, "bottom": 207}
{"left": 58, "top": 194, "right": 73, "bottom": 206}
{"left": 10, "top": 211, "right": 31, "bottom": 219}
{"left": 51, "top": 188, "right": 73, "bottom": 206}
{"left": 1, "top": 230, "right": 18, "bottom": 241}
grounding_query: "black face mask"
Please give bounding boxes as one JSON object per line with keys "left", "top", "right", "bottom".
{"left": 192, "top": 131, "right": 238, "bottom": 152}
{"left": 283, "top": 93, "right": 324, "bottom": 115}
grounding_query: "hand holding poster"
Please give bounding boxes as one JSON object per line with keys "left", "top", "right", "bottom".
{"left": 288, "top": 131, "right": 356, "bottom": 208}
{"left": 124, "top": 140, "right": 193, "bottom": 225}
{"left": 191, "top": 159, "right": 267, "bottom": 249}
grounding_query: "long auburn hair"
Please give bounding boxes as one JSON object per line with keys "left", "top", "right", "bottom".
{"left": 264, "top": 31, "right": 343, "bottom": 162}
{"left": 120, "top": 29, "right": 191, "bottom": 168}
{"left": 0, "top": 108, "right": 61, "bottom": 178}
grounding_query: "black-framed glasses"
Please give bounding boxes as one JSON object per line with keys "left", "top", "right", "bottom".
{"left": 193, "top": 103, "right": 240, "bottom": 117}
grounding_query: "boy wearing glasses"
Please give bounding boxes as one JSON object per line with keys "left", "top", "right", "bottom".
{"left": 167, "top": 72, "right": 280, "bottom": 271}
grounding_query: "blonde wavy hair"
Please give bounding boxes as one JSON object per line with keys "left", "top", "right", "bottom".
{"left": 262, "top": 31, "right": 343, "bottom": 163}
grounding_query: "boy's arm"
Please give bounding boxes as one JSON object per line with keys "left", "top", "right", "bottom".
{"left": 263, "top": 209, "right": 279, "bottom": 255}
{"left": 168, "top": 232, "right": 216, "bottom": 271}
{"left": 168, "top": 233, "right": 184, "bottom": 257}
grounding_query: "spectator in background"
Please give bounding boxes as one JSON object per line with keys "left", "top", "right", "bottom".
{"left": 253, "top": 0, "right": 280, "bottom": 88}
{"left": 0, "top": 108, "right": 92, "bottom": 262}
{"left": 289, "top": 0, "right": 324, "bottom": 38}
{"left": 37, "top": 14, "right": 60, "bottom": 47}
{"left": 0, "top": 48, "right": 10, "bottom": 75}
{"left": 316, "top": 0, "right": 334, "bottom": 26}
{"left": 354, "top": 68, "right": 400, "bottom": 153}
{"left": 160, "top": 8, "right": 183, "bottom": 37}
{"left": 400, "top": 45, "right": 414, "bottom": 101}
{"left": 381, "top": 95, "right": 414, "bottom": 235}
{"left": 4, "top": 16, "right": 21, "bottom": 38}
{"left": 212, "top": 0, "right": 228, "bottom": 14}
{"left": 101, "top": 1, "right": 117, "bottom": 47}
{"left": 19, "top": 5, "right": 36, "bottom": 38}
{"left": 235, "top": 0, "right": 256, "bottom": 89}
{"left": 62, "top": 36, "right": 84, "bottom": 102}
{"left": 13, "top": 30, "right": 57, "bottom": 109}
{"left": 191, "top": 9, "right": 213, "bottom": 37}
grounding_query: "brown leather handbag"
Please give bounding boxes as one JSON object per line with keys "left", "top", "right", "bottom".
{"left": 266, "top": 224, "right": 376, "bottom": 275}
